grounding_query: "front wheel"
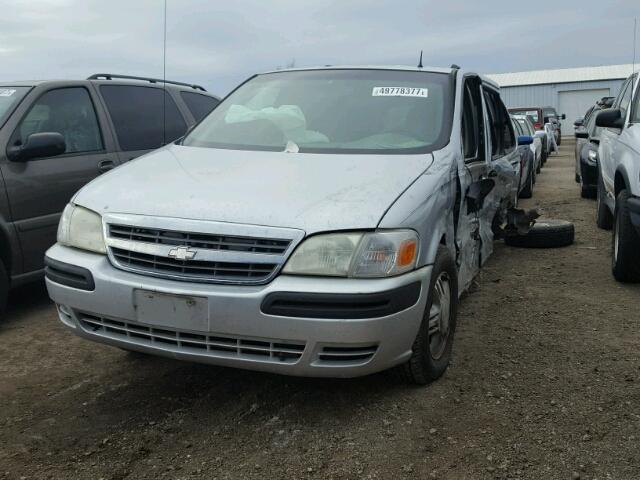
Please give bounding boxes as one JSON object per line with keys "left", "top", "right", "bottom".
{"left": 393, "top": 246, "right": 458, "bottom": 385}
{"left": 612, "top": 189, "right": 640, "bottom": 282}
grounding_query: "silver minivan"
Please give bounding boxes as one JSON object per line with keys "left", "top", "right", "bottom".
{"left": 45, "top": 66, "right": 520, "bottom": 384}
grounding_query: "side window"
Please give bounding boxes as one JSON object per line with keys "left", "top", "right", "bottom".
{"left": 483, "top": 88, "right": 514, "bottom": 157}
{"left": 13, "top": 87, "right": 103, "bottom": 155}
{"left": 630, "top": 79, "right": 640, "bottom": 123}
{"left": 100, "top": 85, "right": 187, "bottom": 151}
{"left": 615, "top": 78, "right": 632, "bottom": 121}
{"left": 483, "top": 91, "right": 498, "bottom": 158}
{"left": 461, "top": 84, "right": 478, "bottom": 161}
{"left": 180, "top": 92, "right": 219, "bottom": 122}
{"left": 497, "top": 98, "right": 515, "bottom": 152}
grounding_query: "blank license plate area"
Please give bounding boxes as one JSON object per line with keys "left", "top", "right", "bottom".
{"left": 134, "top": 290, "right": 208, "bottom": 331}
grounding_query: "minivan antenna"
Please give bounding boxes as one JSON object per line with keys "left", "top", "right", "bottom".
{"left": 162, "top": 0, "right": 167, "bottom": 146}
{"left": 633, "top": 17, "right": 638, "bottom": 97}
{"left": 417, "top": 50, "right": 423, "bottom": 69}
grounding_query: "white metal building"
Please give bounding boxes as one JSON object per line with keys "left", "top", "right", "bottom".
{"left": 487, "top": 64, "right": 635, "bottom": 135}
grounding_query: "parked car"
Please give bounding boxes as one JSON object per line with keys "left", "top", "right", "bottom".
{"left": 542, "top": 106, "right": 566, "bottom": 145}
{"left": 511, "top": 116, "right": 535, "bottom": 199}
{"left": 0, "top": 74, "right": 220, "bottom": 313}
{"left": 45, "top": 65, "right": 523, "bottom": 384}
{"left": 595, "top": 72, "right": 640, "bottom": 282}
{"left": 574, "top": 102, "right": 604, "bottom": 198}
{"left": 513, "top": 114, "right": 543, "bottom": 171}
{"left": 510, "top": 106, "right": 565, "bottom": 146}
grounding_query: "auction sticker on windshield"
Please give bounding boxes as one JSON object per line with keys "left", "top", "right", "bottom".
{"left": 372, "top": 87, "right": 428, "bottom": 98}
{"left": 0, "top": 89, "right": 16, "bottom": 97}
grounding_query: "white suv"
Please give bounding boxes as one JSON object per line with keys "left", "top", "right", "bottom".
{"left": 596, "top": 72, "right": 640, "bottom": 282}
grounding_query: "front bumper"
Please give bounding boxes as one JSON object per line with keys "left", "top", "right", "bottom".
{"left": 45, "top": 244, "right": 431, "bottom": 378}
{"left": 629, "top": 196, "right": 640, "bottom": 235}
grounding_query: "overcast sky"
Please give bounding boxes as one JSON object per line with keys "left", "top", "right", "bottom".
{"left": 0, "top": 0, "right": 638, "bottom": 95}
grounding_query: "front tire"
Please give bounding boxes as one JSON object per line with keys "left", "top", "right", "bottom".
{"left": 612, "top": 189, "right": 640, "bottom": 282}
{"left": 394, "top": 246, "right": 458, "bottom": 385}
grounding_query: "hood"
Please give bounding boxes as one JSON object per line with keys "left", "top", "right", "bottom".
{"left": 74, "top": 144, "right": 434, "bottom": 234}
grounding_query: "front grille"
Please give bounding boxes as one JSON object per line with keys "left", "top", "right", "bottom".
{"left": 109, "top": 225, "right": 291, "bottom": 254}
{"left": 111, "top": 247, "right": 277, "bottom": 282}
{"left": 317, "top": 345, "right": 378, "bottom": 363}
{"left": 78, "top": 313, "right": 305, "bottom": 363}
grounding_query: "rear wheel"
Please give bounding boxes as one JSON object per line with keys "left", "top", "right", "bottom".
{"left": 596, "top": 170, "right": 613, "bottom": 230}
{"left": 612, "top": 189, "right": 640, "bottom": 282}
{"left": 393, "top": 247, "right": 458, "bottom": 385}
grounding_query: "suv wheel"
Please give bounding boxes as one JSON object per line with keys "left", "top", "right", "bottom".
{"left": 596, "top": 170, "right": 613, "bottom": 230}
{"left": 612, "top": 189, "right": 640, "bottom": 282}
{"left": 393, "top": 246, "right": 458, "bottom": 385}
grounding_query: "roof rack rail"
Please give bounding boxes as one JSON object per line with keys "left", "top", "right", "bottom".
{"left": 87, "top": 73, "right": 206, "bottom": 91}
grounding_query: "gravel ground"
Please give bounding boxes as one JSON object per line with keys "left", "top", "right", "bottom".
{"left": 1, "top": 140, "right": 639, "bottom": 480}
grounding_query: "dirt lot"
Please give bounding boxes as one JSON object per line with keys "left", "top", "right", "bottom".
{"left": 1, "top": 140, "right": 639, "bottom": 480}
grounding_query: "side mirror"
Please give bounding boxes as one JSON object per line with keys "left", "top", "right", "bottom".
{"left": 543, "top": 116, "right": 550, "bottom": 124}
{"left": 595, "top": 108, "right": 624, "bottom": 129}
{"left": 518, "top": 135, "right": 533, "bottom": 146}
{"left": 7, "top": 132, "right": 66, "bottom": 162}
{"left": 574, "top": 117, "right": 584, "bottom": 127}
{"left": 560, "top": 114, "right": 566, "bottom": 120}
{"left": 466, "top": 178, "right": 495, "bottom": 214}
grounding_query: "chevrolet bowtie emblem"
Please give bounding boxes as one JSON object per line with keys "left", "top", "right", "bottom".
{"left": 168, "top": 246, "right": 197, "bottom": 260}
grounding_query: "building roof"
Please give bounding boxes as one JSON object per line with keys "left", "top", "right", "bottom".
{"left": 487, "top": 64, "right": 637, "bottom": 87}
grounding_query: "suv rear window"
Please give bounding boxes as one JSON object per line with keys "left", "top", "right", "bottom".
{"left": 0, "top": 87, "right": 30, "bottom": 128}
{"left": 100, "top": 85, "right": 187, "bottom": 151}
{"left": 180, "top": 92, "right": 219, "bottom": 122}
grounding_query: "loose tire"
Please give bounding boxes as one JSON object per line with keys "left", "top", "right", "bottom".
{"left": 505, "top": 219, "right": 575, "bottom": 248}
{"left": 596, "top": 171, "right": 613, "bottom": 230}
{"left": 612, "top": 189, "right": 640, "bottom": 282}
{"left": 393, "top": 246, "right": 458, "bottom": 385}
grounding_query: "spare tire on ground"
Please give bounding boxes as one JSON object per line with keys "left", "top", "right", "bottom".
{"left": 504, "top": 219, "right": 575, "bottom": 248}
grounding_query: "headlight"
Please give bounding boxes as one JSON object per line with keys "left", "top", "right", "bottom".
{"left": 588, "top": 150, "right": 597, "bottom": 161}
{"left": 57, "top": 204, "right": 106, "bottom": 254}
{"left": 282, "top": 230, "right": 418, "bottom": 278}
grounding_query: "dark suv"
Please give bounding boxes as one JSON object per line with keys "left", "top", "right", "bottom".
{"left": 0, "top": 74, "right": 220, "bottom": 314}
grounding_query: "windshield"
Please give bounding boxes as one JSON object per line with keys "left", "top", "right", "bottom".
{"left": 0, "top": 87, "right": 30, "bottom": 128}
{"left": 183, "top": 69, "right": 453, "bottom": 154}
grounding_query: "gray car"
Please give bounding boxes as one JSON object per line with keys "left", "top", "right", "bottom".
{"left": 0, "top": 74, "right": 220, "bottom": 314}
{"left": 45, "top": 66, "right": 520, "bottom": 384}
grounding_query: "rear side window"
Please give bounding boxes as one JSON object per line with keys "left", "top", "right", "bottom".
{"left": 12, "top": 87, "right": 103, "bottom": 155}
{"left": 180, "top": 92, "right": 219, "bottom": 122}
{"left": 484, "top": 89, "right": 514, "bottom": 157}
{"left": 100, "top": 85, "right": 187, "bottom": 151}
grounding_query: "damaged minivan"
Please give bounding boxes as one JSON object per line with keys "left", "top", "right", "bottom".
{"left": 45, "top": 66, "right": 520, "bottom": 384}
